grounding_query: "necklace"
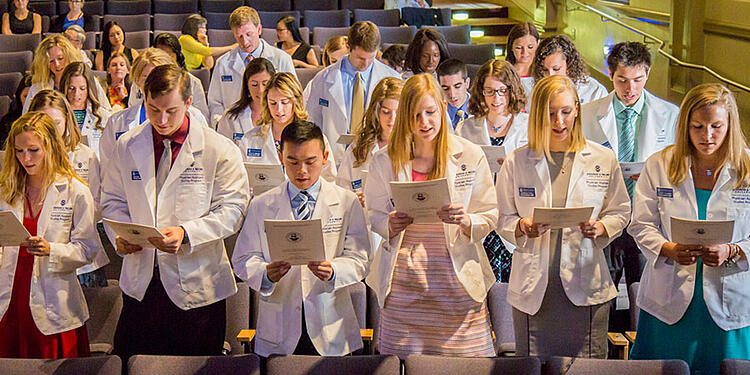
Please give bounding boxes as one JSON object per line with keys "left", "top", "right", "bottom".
{"left": 692, "top": 158, "right": 717, "bottom": 176}
{"left": 488, "top": 114, "right": 512, "bottom": 134}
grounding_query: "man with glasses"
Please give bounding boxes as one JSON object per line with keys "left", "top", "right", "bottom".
{"left": 64, "top": 25, "right": 93, "bottom": 68}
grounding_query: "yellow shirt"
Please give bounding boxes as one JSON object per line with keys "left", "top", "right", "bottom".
{"left": 179, "top": 34, "right": 212, "bottom": 70}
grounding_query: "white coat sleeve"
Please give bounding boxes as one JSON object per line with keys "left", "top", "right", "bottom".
{"left": 593, "top": 156, "right": 631, "bottom": 249}
{"left": 496, "top": 151, "right": 529, "bottom": 248}
{"left": 363, "top": 154, "right": 391, "bottom": 243}
{"left": 328, "top": 194, "right": 371, "bottom": 292}
{"left": 87, "top": 150, "right": 102, "bottom": 220}
{"left": 321, "top": 135, "right": 337, "bottom": 182}
{"left": 305, "top": 77, "right": 323, "bottom": 130}
{"left": 207, "top": 62, "right": 225, "bottom": 125}
{"left": 47, "top": 183, "right": 100, "bottom": 273}
{"left": 99, "top": 136, "right": 132, "bottom": 247}
{"left": 627, "top": 158, "right": 668, "bottom": 263}
{"left": 232, "top": 197, "right": 275, "bottom": 295}
{"left": 457, "top": 150, "right": 498, "bottom": 245}
{"left": 189, "top": 75, "right": 210, "bottom": 122}
{"left": 180, "top": 142, "right": 250, "bottom": 250}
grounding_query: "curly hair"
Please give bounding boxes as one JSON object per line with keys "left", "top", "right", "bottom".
{"left": 468, "top": 59, "right": 526, "bottom": 117}
{"left": 532, "top": 34, "right": 589, "bottom": 84}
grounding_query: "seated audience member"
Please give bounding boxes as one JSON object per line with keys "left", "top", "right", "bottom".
{"left": 64, "top": 25, "right": 93, "bottom": 68}
{"left": 0, "top": 111, "right": 100, "bottom": 358}
{"left": 276, "top": 16, "right": 318, "bottom": 68}
{"left": 179, "top": 14, "right": 238, "bottom": 71}
{"left": 1, "top": 0, "right": 41, "bottom": 34}
{"left": 436, "top": 58, "right": 470, "bottom": 129}
{"left": 51, "top": 0, "right": 96, "bottom": 32}
{"left": 233, "top": 120, "right": 370, "bottom": 357}
{"left": 60, "top": 61, "right": 112, "bottom": 157}
{"left": 402, "top": 27, "right": 450, "bottom": 79}
{"left": 322, "top": 36, "right": 348, "bottom": 67}
{"left": 531, "top": 34, "right": 607, "bottom": 105}
{"left": 0, "top": 72, "right": 31, "bottom": 147}
{"left": 96, "top": 21, "right": 139, "bottom": 71}
{"left": 208, "top": 6, "right": 296, "bottom": 125}
{"left": 104, "top": 52, "right": 131, "bottom": 111}
{"left": 505, "top": 22, "right": 539, "bottom": 99}
{"left": 151, "top": 33, "right": 210, "bottom": 115}
{"left": 217, "top": 57, "right": 275, "bottom": 144}
{"left": 380, "top": 44, "right": 407, "bottom": 74}
{"left": 384, "top": 0, "right": 428, "bottom": 10}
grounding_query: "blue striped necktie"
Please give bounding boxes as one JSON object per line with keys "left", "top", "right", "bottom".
{"left": 294, "top": 190, "right": 314, "bottom": 220}
{"left": 618, "top": 108, "right": 638, "bottom": 197}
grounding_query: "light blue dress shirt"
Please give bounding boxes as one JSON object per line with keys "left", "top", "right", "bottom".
{"left": 341, "top": 56, "right": 375, "bottom": 131}
{"left": 446, "top": 92, "right": 470, "bottom": 129}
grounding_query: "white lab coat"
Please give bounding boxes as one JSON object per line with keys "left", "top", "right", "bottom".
{"left": 0, "top": 175, "right": 102, "bottom": 335}
{"left": 364, "top": 135, "right": 498, "bottom": 306}
{"left": 303, "top": 58, "right": 401, "bottom": 166}
{"left": 98, "top": 103, "right": 207, "bottom": 172}
{"left": 496, "top": 142, "right": 631, "bottom": 315}
{"left": 127, "top": 73, "right": 209, "bottom": 118}
{"left": 521, "top": 76, "right": 607, "bottom": 112}
{"left": 100, "top": 114, "right": 250, "bottom": 308}
{"left": 23, "top": 78, "right": 112, "bottom": 113}
{"left": 232, "top": 179, "right": 371, "bottom": 356}
{"left": 80, "top": 103, "right": 111, "bottom": 158}
{"left": 628, "top": 149, "right": 750, "bottom": 330}
{"left": 455, "top": 113, "right": 529, "bottom": 155}
{"left": 208, "top": 41, "right": 296, "bottom": 125}
{"left": 238, "top": 124, "right": 337, "bottom": 183}
{"left": 216, "top": 106, "right": 254, "bottom": 146}
{"left": 581, "top": 90, "right": 679, "bottom": 161}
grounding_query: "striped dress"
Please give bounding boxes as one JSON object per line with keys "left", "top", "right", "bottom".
{"left": 379, "top": 171, "right": 495, "bottom": 359}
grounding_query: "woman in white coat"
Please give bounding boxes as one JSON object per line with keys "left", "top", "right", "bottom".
{"left": 60, "top": 62, "right": 111, "bottom": 158}
{"left": 496, "top": 75, "right": 630, "bottom": 358}
{"left": 364, "top": 73, "right": 497, "bottom": 359}
{"left": 0, "top": 112, "right": 101, "bottom": 358}
{"left": 628, "top": 84, "right": 750, "bottom": 374}
{"left": 239, "top": 72, "right": 336, "bottom": 185}
{"left": 530, "top": 35, "right": 608, "bottom": 106}
{"left": 456, "top": 59, "right": 528, "bottom": 283}
{"left": 29, "top": 90, "right": 108, "bottom": 288}
{"left": 216, "top": 58, "right": 275, "bottom": 145}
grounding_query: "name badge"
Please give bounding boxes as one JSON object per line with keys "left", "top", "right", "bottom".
{"left": 115, "top": 131, "right": 126, "bottom": 140}
{"left": 319, "top": 98, "right": 329, "bottom": 107}
{"left": 351, "top": 179, "right": 362, "bottom": 190}
{"left": 233, "top": 133, "right": 244, "bottom": 141}
{"left": 656, "top": 187, "right": 673, "bottom": 198}
{"left": 131, "top": 170, "right": 141, "bottom": 180}
{"left": 602, "top": 141, "right": 612, "bottom": 150}
{"left": 221, "top": 75, "right": 233, "bottom": 82}
{"left": 519, "top": 187, "right": 536, "bottom": 197}
{"left": 656, "top": 128, "right": 667, "bottom": 143}
{"left": 247, "top": 148, "right": 262, "bottom": 157}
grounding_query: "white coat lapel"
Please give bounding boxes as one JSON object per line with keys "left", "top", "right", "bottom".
{"left": 565, "top": 146, "right": 591, "bottom": 206}
{"left": 161, "top": 123, "right": 203, "bottom": 192}
{"left": 128, "top": 126, "right": 157, "bottom": 221}
{"left": 230, "top": 48, "right": 246, "bottom": 77}
{"left": 312, "top": 181, "right": 340, "bottom": 260}
{"left": 264, "top": 130, "right": 281, "bottom": 164}
{"left": 596, "top": 96, "right": 618, "bottom": 151}
{"left": 529, "top": 149, "right": 551, "bottom": 205}
{"left": 271, "top": 181, "right": 295, "bottom": 220}
{"left": 326, "top": 63, "right": 348, "bottom": 123}
{"left": 36, "top": 178, "right": 65, "bottom": 237}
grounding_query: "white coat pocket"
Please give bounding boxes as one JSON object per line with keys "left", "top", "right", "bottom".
{"left": 722, "top": 271, "right": 750, "bottom": 318}
{"left": 643, "top": 258, "right": 677, "bottom": 306}
{"left": 175, "top": 182, "right": 209, "bottom": 220}
{"left": 256, "top": 301, "right": 283, "bottom": 344}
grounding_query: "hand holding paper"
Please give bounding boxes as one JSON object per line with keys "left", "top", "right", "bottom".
{"left": 264, "top": 219, "right": 325, "bottom": 265}
{"left": 0, "top": 211, "right": 31, "bottom": 247}
{"left": 670, "top": 216, "right": 734, "bottom": 245}
{"left": 103, "top": 218, "right": 165, "bottom": 249}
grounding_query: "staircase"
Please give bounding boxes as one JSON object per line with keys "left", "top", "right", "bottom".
{"left": 435, "top": 0, "right": 519, "bottom": 54}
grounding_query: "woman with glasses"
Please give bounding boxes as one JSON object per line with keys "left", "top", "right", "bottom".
{"left": 179, "top": 14, "right": 237, "bottom": 70}
{"left": 456, "top": 59, "right": 528, "bottom": 283}
{"left": 276, "top": 16, "right": 318, "bottom": 69}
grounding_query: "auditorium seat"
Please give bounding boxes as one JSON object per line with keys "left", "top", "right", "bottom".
{"left": 257, "top": 10, "right": 300, "bottom": 29}
{"left": 721, "top": 359, "right": 750, "bottom": 375}
{"left": 0, "top": 356, "right": 121, "bottom": 375}
{"left": 153, "top": 0, "right": 199, "bottom": 14}
{"left": 487, "top": 282, "right": 515, "bottom": 355}
{"left": 0, "top": 95, "right": 11, "bottom": 120}
{"left": 154, "top": 13, "right": 192, "bottom": 31}
{"left": 293, "top": 0, "right": 337, "bottom": 11}
{"left": 83, "top": 282, "right": 123, "bottom": 355}
{"left": 154, "top": 29, "right": 182, "bottom": 38}
{"left": 128, "top": 354, "right": 260, "bottom": 375}
{"left": 543, "top": 356, "right": 690, "bottom": 375}
{"left": 266, "top": 355, "right": 400, "bottom": 375}
{"left": 40, "top": 15, "right": 49, "bottom": 32}
{"left": 447, "top": 43, "right": 496, "bottom": 65}
{"left": 245, "top": 0, "right": 291, "bottom": 11}
{"left": 629, "top": 281, "right": 641, "bottom": 331}
{"left": 107, "top": 0, "right": 152, "bottom": 15}
{"left": 205, "top": 11, "right": 231, "bottom": 30}
{"left": 295, "top": 67, "right": 322, "bottom": 92}
{"left": 103, "top": 14, "right": 151, "bottom": 32}
{"left": 190, "top": 68, "right": 211, "bottom": 96}
{"left": 224, "top": 282, "right": 250, "bottom": 354}
{"left": 354, "top": 9, "right": 400, "bottom": 27}
{"left": 0, "top": 51, "right": 33, "bottom": 74}
{"left": 303, "top": 10, "right": 351, "bottom": 29}
{"left": 0, "top": 72, "right": 22, "bottom": 98}
{"left": 311, "top": 26, "right": 349, "bottom": 47}
{"left": 127, "top": 30, "right": 152, "bottom": 50}
{"left": 405, "top": 355, "right": 542, "bottom": 375}
{"left": 466, "top": 63, "right": 480, "bottom": 81}
{"left": 428, "top": 24, "right": 471, "bottom": 44}
{"left": 0, "top": 33, "right": 41, "bottom": 53}
{"left": 207, "top": 29, "right": 235, "bottom": 48}
{"left": 379, "top": 25, "right": 417, "bottom": 45}
{"left": 341, "top": 0, "right": 385, "bottom": 10}
{"left": 200, "top": 0, "right": 243, "bottom": 14}
{"left": 30, "top": 1, "right": 56, "bottom": 17}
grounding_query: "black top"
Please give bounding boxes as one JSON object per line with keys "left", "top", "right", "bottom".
{"left": 276, "top": 41, "right": 312, "bottom": 64}
{"left": 8, "top": 11, "right": 35, "bottom": 34}
{"left": 103, "top": 46, "right": 134, "bottom": 66}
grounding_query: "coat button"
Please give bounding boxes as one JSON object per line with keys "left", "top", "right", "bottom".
{"left": 296, "top": 306, "right": 301, "bottom": 312}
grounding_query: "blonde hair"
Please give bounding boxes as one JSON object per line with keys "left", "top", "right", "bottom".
{"left": 388, "top": 74, "right": 449, "bottom": 180}
{"left": 130, "top": 48, "right": 174, "bottom": 87}
{"left": 527, "top": 75, "right": 586, "bottom": 159}
{"left": 29, "top": 89, "right": 82, "bottom": 153}
{"left": 229, "top": 6, "right": 260, "bottom": 29}
{"left": 352, "top": 77, "right": 403, "bottom": 167}
{"left": 0, "top": 112, "right": 82, "bottom": 206}
{"left": 30, "top": 34, "right": 82, "bottom": 85}
{"left": 665, "top": 83, "right": 750, "bottom": 189}
{"left": 323, "top": 36, "right": 348, "bottom": 66}
{"left": 258, "top": 72, "right": 308, "bottom": 138}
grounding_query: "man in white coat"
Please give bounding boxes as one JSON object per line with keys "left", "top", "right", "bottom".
{"left": 304, "top": 21, "right": 401, "bottom": 165}
{"left": 207, "top": 6, "right": 296, "bottom": 125}
{"left": 581, "top": 41, "right": 679, "bottom": 311}
{"left": 233, "top": 121, "right": 370, "bottom": 357}
{"left": 100, "top": 65, "right": 250, "bottom": 360}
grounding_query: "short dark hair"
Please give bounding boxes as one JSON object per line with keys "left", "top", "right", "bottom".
{"left": 404, "top": 28, "right": 450, "bottom": 74}
{"left": 181, "top": 14, "right": 207, "bottom": 39}
{"left": 144, "top": 64, "right": 191, "bottom": 102}
{"left": 153, "top": 32, "right": 187, "bottom": 69}
{"left": 606, "top": 41, "right": 651, "bottom": 74}
{"left": 436, "top": 58, "right": 467, "bottom": 79}
{"left": 279, "top": 121, "right": 325, "bottom": 153}
{"left": 381, "top": 44, "right": 406, "bottom": 70}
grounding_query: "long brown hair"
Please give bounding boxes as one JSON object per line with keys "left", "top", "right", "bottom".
{"left": 352, "top": 77, "right": 403, "bottom": 167}
{"left": 29, "top": 89, "right": 82, "bottom": 152}
{"left": 258, "top": 72, "right": 308, "bottom": 138}
{"left": 60, "top": 61, "right": 105, "bottom": 130}
{"left": 0, "top": 112, "right": 83, "bottom": 206}
{"left": 468, "top": 59, "right": 526, "bottom": 117}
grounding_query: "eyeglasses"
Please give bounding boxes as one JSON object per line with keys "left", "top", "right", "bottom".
{"left": 482, "top": 87, "right": 508, "bottom": 97}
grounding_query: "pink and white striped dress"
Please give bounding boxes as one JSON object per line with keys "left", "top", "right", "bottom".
{"left": 379, "top": 171, "right": 495, "bottom": 359}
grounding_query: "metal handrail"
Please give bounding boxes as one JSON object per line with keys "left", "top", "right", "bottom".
{"left": 567, "top": 0, "right": 750, "bottom": 93}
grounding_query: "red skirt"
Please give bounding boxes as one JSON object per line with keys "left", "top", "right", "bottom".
{"left": 0, "top": 215, "right": 89, "bottom": 359}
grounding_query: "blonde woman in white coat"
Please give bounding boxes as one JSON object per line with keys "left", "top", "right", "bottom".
{"left": 29, "top": 90, "right": 108, "bottom": 288}
{"left": 60, "top": 62, "right": 112, "bottom": 158}
{"left": 365, "top": 74, "right": 497, "bottom": 359}
{"left": 628, "top": 84, "right": 750, "bottom": 374}
{"left": 456, "top": 59, "right": 528, "bottom": 283}
{"left": 0, "top": 112, "right": 101, "bottom": 358}
{"left": 216, "top": 58, "right": 275, "bottom": 145}
{"left": 240, "top": 72, "right": 336, "bottom": 185}
{"left": 496, "top": 75, "right": 630, "bottom": 359}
